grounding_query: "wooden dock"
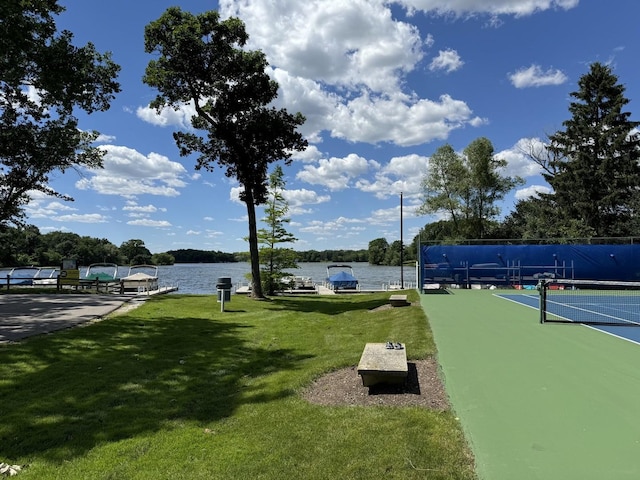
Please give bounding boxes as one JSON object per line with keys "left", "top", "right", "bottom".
{"left": 122, "top": 285, "right": 178, "bottom": 296}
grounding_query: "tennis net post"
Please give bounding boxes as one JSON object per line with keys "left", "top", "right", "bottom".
{"left": 537, "top": 279, "right": 547, "bottom": 324}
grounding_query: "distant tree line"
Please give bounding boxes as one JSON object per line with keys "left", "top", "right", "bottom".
{"left": 167, "top": 249, "right": 236, "bottom": 264}
{"left": 234, "top": 249, "right": 369, "bottom": 263}
{"left": 295, "top": 249, "right": 369, "bottom": 263}
{"left": 0, "top": 227, "right": 174, "bottom": 267}
{"left": 0, "top": 225, "right": 390, "bottom": 268}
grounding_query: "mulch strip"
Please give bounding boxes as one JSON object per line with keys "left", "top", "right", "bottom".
{"left": 301, "top": 358, "right": 449, "bottom": 409}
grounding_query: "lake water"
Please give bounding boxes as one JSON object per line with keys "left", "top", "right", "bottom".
{"left": 156, "top": 262, "right": 418, "bottom": 294}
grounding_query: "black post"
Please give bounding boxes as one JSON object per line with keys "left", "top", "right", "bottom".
{"left": 400, "top": 192, "right": 404, "bottom": 288}
{"left": 538, "top": 280, "right": 546, "bottom": 324}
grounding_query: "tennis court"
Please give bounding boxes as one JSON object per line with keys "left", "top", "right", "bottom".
{"left": 421, "top": 288, "right": 640, "bottom": 480}
{"left": 501, "top": 280, "right": 640, "bottom": 344}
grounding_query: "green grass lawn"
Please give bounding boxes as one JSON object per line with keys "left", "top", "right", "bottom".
{"left": 0, "top": 291, "right": 475, "bottom": 479}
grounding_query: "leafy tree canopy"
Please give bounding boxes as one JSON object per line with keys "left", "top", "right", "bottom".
{"left": 143, "top": 8, "right": 306, "bottom": 298}
{"left": 0, "top": 0, "right": 121, "bottom": 226}
{"left": 417, "top": 137, "right": 523, "bottom": 239}
{"left": 120, "top": 239, "right": 152, "bottom": 265}
{"left": 368, "top": 238, "right": 389, "bottom": 265}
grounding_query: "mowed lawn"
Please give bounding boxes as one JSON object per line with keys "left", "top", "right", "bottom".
{"left": 0, "top": 291, "right": 475, "bottom": 480}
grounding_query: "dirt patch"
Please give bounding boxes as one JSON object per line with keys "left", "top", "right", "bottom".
{"left": 301, "top": 357, "right": 449, "bottom": 409}
{"left": 110, "top": 298, "right": 147, "bottom": 315}
{"left": 369, "top": 302, "right": 416, "bottom": 312}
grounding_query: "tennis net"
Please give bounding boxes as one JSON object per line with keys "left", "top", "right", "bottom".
{"left": 538, "top": 279, "right": 640, "bottom": 326}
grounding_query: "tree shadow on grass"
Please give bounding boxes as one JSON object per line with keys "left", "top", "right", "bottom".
{"left": 0, "top": 313, "right": 311, "bottom": 463}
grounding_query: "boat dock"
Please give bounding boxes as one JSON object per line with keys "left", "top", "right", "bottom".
{"left": 2, "top": 263, "right": 179, "bottom": 297}
{"left": 234, "top": 283, "right": 401, "bottom": 296}
{"left": 121, "top": 285, "right": 179, "bottom": 296}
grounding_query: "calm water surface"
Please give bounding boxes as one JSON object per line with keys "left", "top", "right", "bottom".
{"left": 156, "top": 262, "right": 418, "bottom": 294}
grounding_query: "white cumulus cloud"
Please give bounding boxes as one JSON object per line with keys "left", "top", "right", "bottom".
{"left": 136, "top": 101, "right": 197, "bottom": 129}
{"left": 394, "top": 0, "right": 579, "bottom": 18}
{"left": 52, "top": 213, "right": 108, "bottom": 224}
{"left": 127, "top": 219, "right": 172, "bottom": 227}
{"left": 297, "top": 153, "right": 379, "bottom": 190}
{"left": 515, "top": 185, "right": 552, "bottom": 200}
{"left": 429, "top": 49, "right": 464, "bottom": 73}
{"left": 76, "top": 146, "right": 188, "bottom": 198}
{"left": 215, "top": 0, "right": 481, "bottom": 147}
{"left": 509, "top": 65, "right": 568, "bottom": 88}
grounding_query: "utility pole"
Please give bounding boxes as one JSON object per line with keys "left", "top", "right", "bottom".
{"left": 400, "top": 191, "right": 404, "bottom": 288}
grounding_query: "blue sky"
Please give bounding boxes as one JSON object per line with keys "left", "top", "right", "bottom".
{"left": 26, "top": 0, "right": 640, "bottom": 254}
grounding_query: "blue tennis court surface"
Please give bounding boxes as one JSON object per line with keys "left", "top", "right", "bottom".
{"left": 497, "top": 293, "right": 640, "bottom": 345}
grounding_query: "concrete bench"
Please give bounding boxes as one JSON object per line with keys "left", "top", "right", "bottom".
{"left": 357, "top": 342, "right": 408, "bottom": 387}
{"left": 422, "top": 283, "right": 449, "bottom": 294}
{"left": 389, "top": 294, "right": 409, "bottom": 307}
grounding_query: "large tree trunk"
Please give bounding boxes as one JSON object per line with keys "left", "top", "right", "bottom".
{"left": 244, "top": 188, "right": 265, "bottom": 299}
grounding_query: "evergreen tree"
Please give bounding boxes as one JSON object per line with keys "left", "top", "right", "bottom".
{"left": 257, "top": 165, "right": 297, "bottom": 295}
{"left": 498, "top": 197, "right": 596, "bottom": 241}
{"left": 545, "top": 62, "right": 640, "bottom": 236}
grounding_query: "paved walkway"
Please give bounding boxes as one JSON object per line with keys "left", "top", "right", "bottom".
{"left": 0, "top": 294, "right": 135, "bottom": 343}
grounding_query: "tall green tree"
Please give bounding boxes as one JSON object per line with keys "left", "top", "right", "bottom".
{"left": 383, "top": 240, "right": 404, "bottom": 266}
{"left": 119, "top": 239, "right": 152, "bottom": 265}
{"left": 416, "top": 144, "right": 466, "bottom": 237}
{"left": 464, "top": 137, "right": 524, "bottom": 239}
{"left": 417, "top": 138, "right": 523, "bottom": 239}
{"left": 73, "top": 236, "right": 122, "bottom": 265}
{"left": 143, "top": 8, "right": 307, "bottom": 299}
{"left": 257, "top": 165, "right": 297, "bottom": 295}
{"left": 367, "top": 237, "right": 388, "bottom": 265}
{"left": 544, "top": 62, "right": 640, "bottom": 236}
{"left": 413, "top": 219, "right": 460, "bottom": 244}
{"left": 0, "top": 0, "right": 120, "bottom": 227}
{"left": 0, "top": 225, "right": 40, "bottom": 266}
{"left": 151, "top": 252, "right": 175, "bottom": 266}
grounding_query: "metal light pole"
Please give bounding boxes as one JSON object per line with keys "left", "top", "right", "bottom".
{"left": 400, "top": 192, "right": 404, "bottom": 288}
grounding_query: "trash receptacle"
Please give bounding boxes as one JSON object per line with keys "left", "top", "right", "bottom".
{"left": 216, "top": 277, "right": 232, "bottom": 302}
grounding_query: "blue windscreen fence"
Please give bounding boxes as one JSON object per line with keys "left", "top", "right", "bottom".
{"left": 420, "top": 244, "right": 640, "bottom": 288}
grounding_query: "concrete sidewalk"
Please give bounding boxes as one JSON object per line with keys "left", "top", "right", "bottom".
{"left": 0, "top": 294, "right": 136, "bottom": 343}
